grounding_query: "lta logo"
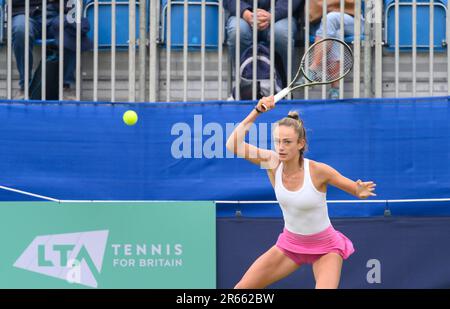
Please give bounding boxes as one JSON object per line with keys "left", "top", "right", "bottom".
{"left": 14, "top": 230, "right": 109, "bottom": 288}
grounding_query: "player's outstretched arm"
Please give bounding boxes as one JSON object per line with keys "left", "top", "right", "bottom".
{"left": 321, "top": 163, "right": 377, "bottom": 199}
{"left": 226, "top": 97, "right": 278, "bottom": 168}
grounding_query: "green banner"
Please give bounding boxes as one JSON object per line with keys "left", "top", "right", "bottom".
{"left": 0, "top": 201, "right": 216, "bottom": 288}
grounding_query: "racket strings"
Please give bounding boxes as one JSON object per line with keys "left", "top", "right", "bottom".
{"left": 304, "top": 40, "right": 353, "bottom": 82}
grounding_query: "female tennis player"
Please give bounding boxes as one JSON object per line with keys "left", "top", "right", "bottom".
{"left": 226, "top": 96, "right": 376, "bottom": 289}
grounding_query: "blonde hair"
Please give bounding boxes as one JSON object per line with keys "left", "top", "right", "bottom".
{"left": 276, "top": 111, "right": 308, "bottom": 160}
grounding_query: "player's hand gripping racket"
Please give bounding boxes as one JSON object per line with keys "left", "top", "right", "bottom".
{"left": 261, "top": 38, "right": 354, "bottom": 111}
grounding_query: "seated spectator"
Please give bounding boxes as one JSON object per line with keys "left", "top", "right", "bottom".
{"left": 309, "top": 0, "right": 363, "bottom": 99}
{"left": 11, "top": 0, "right": 91, "bottom": 100}
{"left": 224, "top": 0, "right": 303, "bottom": 97}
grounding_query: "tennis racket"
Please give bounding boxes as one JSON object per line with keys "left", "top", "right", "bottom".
{"left": 262, "top": 38, "right": 354, "bottom": 110}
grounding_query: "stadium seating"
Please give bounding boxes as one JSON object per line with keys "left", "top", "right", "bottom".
{"left": 160, "top": 0, "right": 221, "bottom": 49}
{"left": 384, "top": 0, "right": 448, "bottom": 50}
{"left": 83, "top": 0, "right": 148, "bottom": 49}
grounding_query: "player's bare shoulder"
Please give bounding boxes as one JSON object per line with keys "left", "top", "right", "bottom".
{"left": 308, "top": 159, "right": 332, "bottom": 181}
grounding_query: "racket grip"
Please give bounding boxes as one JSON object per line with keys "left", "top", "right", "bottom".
{"left": 274, "top": 87, "right": 290, "bottom": 103}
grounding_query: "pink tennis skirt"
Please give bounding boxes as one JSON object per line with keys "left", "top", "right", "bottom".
{"left": 276, "top": 225, "right": 355, "bottom": 266}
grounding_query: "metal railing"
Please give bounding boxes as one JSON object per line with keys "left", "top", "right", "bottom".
{"left": 1, "top": 0, "right": 449, "bottom": 101}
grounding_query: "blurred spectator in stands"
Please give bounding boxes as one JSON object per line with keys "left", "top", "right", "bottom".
{"left": 309, "top": 0, "right": 362, "bottom": 99}
{"left": 224, "top": 0, "right": 304, "bottom": 92}
{"left": 11, "top": 0, "right": 91, "bottom": 99}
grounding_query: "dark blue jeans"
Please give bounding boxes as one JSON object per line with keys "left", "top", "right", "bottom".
{"left": 226, "top": 16, "right": 297, "bottom": 77}
{"left": 12, "top": 9, "right": 76, "bottom": 90}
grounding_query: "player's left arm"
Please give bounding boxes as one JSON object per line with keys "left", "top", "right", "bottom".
{"left": 320, "top": 163, "right": 376, "bottom": 199}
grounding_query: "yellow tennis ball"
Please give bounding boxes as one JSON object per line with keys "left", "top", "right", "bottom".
{"left": 123, "top": 110, "right": 138, "bottom": 126}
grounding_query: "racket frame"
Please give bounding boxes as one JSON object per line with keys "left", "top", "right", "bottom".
{"left": 263, "top": 38, "right": 354, "bottom": 108}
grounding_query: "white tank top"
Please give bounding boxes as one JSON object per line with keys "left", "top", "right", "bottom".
{"left": 274, "top": 158, "right": 331, "bottom": 235}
